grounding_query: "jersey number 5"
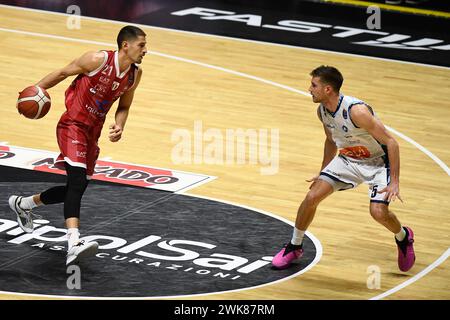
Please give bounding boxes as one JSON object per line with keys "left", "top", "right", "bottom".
{"left": 371, "top": 185, "right": 378, "bottom": 198}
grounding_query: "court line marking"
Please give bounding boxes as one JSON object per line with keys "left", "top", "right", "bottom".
{"left": 0, "top": 190, "right": 179, "bottom": 272}
{"left": 0, "top": 26, "right": 311, "bottom": 96}
{"left": 0, "top": 4, "right": 449, "bottom": 70}
{"left": 0, "top": 26, "right": 448, "bottom": 176}
{"left": 386, "top": 126, "right": 450, "bottom": 176}
{"left": 370, "top": 248, "right": 450, "bottom": 300}
{"left": 0, "top": 25, "right": 448, "bottom": 299}
{"left": 0, "top": 190, "right": 323, "bottom": 299}
{"left": 324, "top": 0, "right": 450, "bottom": 18}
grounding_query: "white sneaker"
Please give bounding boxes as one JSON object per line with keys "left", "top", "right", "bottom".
{"left": 8, "top": 195, "right": 41, "bottom": 233}
{"left": 66, "top": 240, "right": 99, "bottom": 265}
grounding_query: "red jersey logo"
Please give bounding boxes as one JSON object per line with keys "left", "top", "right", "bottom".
{"left": 339, "top": 146, "right": 371, "bottom": 159}
{"left": 64, "top": 50, "right": 137, "bottom": 128}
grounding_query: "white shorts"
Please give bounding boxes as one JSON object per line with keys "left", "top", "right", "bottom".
{"left": 318, "top": 155, "right": 390, "bottom": 204}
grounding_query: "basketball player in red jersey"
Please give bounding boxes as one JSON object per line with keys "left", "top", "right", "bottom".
{"left": 9, "top": 26, "right": 147, "bottom": 265}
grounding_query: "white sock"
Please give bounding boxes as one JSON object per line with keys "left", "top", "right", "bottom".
{"left": 67, "top": 228, "right": 80, "bottom": 250}
{"left": 19, "top": 196, "right": 40, "bottom": 210}
{"left": 395, "top": 227, "right": 406, "bottom": 242}
{"left": 291, "top": 227, "right": 305, "bottom": 246}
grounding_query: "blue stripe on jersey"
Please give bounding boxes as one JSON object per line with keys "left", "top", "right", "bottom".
{"left": 319, "top": 172, "right": 355, "bottom": 188}
{"left": 324, "top": 94, "right": 344, "bottom": 118}
{"left": 377, "top": 144, "right": 391, "bottom": 186}
{"left": 348, "top": 102, "right": 374, "bottom": 128}
{"left": 370, "top": 200, "right": 390, "bottom": 205}
{"left": 380, "top": 144, "right": 390, "bottom": 168}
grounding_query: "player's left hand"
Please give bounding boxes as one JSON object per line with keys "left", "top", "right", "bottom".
{"left": 379, "top": 183, "right": 403, "bottom": 203}
{"left": 109, "top": 124, "right": 123, "bottom": 142}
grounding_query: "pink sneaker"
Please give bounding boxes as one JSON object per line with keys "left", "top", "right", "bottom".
{"left": 272, "top": 243, "right": 303, "bottom": 269}
{"left": 396, "top": 226, "right": 416, "bottom": 272}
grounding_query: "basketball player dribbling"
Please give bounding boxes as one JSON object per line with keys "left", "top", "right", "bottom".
{"left": 8, "top": 26, "right": 147, "bottom": 265}
{"left": 272, "top": 66, "right": 416, "bottom": 272}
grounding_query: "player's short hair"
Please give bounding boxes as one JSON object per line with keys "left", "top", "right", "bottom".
{"left": 310, "top": 66, "right": 343, "bottom": 92}
{"left": 117, "top": 26, "right": 146, "bottom": 49}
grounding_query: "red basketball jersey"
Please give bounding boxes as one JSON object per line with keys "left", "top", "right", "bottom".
{"left": 64, "top": 50, "right": 137, "bottom": 129}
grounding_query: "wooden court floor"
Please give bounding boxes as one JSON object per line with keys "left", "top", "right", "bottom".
{"left": 0, "top": 5, "right": 449, "bottom": 299}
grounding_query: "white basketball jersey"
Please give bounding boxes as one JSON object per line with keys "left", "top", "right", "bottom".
{"left": 319, "top": 94, "right": 386, "bottom": 162}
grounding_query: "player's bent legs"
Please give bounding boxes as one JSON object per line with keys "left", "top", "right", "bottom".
{"left": 272, "top": 179, "right": 334, "bottom": 269}
{"left": 369, "top": 202, "right": 416, "bottom": 271}
{"left": 63, "top": 162, "right": 89, "bottom": 228}
{"left": 295, "top": 179, "right": 334, "bottom": 230}
{"left": 27, "top": 162, "right": 89, "bottom": 215}
{"left": 369, "top": 202, "right": 402, "bottom": 234}
{"left": 8, "top": 163, "right": 88, "bottom": 236}
{"left": 62, "top": 162, "right": 99, "bottom": 265}
{"left": 8, "top": 179, "right": 68, "bottom": 233}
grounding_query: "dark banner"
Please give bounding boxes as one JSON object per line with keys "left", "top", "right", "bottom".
{"left": 0, "top": 0, "right": 449, "bottom": 66}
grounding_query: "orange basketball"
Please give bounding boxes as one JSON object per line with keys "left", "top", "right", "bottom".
{"left": 17, "top": 86, "right": 51, "bottom": 119}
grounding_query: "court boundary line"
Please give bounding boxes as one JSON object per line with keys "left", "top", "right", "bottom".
{"left": 0, "top": 176, "right": 323, "bottom": 299}
{"left": 0, "top": 4, "right": 449, "bottom": 70}
{"left": 370, "top": 248, "right": 450, "bottom": 300}
{"left": 0, "top": 21, "right": 449, "bottom": 300}
{"left": 324, "top": 0, "right": 450, "bottom": 18}
{"left": 0, "top": 26, "right": 448, "bottom": 175}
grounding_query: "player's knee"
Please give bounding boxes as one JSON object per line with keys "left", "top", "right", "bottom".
{"left": 303, "top": 191, "right": 322, "bottom": 208}
{"left": 370, "top": 205, "right": 389, "bottom": 222}
{"left": 65, "top": 164, "right": 88, "bottom": 193}
{"left": 63, "top": 164, "right": 88, "bottom": 220}
{"left": 67, "top": 178, "right": 88, "bottom": 196}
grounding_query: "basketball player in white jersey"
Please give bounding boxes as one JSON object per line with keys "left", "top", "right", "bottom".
{"left": 272, "top": 66, "right": 415, "bottom": 272}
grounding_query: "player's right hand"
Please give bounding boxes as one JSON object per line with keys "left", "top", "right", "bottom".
{"left": 379, "top": 183, "right": 403, "bottom": 203}
{"left": 108, "top": 124, "right": 123, "bottom": 142}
